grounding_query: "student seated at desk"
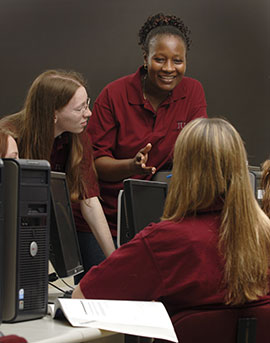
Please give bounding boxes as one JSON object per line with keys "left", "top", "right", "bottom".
{"left": 73, "top": 117, "right": 270, "bottom": 319}
{"left": 0, "top": 128, "right": 19, "bottom": 158}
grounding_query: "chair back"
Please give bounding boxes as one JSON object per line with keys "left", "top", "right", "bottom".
{"left": 154, "top": 302, "right": 270, "bottom": 343}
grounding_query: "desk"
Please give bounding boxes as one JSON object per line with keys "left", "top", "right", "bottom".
{"left": 0, "top": 315, "right": 124, "bottom": 343}
{"left": 0, "top": 284, "right": 124, "bottom": 343}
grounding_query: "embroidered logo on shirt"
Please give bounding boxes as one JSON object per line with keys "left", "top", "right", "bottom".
{"left": 177, "top": 121, "right": 186, "bottom": 130}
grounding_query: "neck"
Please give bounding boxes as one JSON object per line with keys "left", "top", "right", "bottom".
{"left": 143, "top": 74, "right": 170, "bottom": 109}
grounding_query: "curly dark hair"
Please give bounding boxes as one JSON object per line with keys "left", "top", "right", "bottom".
{"left": 138, "top": 12, "right": 191, "bottom": 53}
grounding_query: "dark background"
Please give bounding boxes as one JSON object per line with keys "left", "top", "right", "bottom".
{"left": 0, "top": 0, "right": 269, "bottom": 165}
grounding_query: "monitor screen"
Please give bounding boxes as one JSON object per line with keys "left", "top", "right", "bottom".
{"left": 248, "top": 166, "right": 263, "bottom": 204}
{"left": 117, "top": 179, "right": 168, "bottom": 246}
{"left": 50, "top": 171, "right": 83, "bottom": 278}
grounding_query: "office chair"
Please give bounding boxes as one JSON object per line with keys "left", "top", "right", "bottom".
{"left": 154, "top": 301, "right": 270, "bottom": 343}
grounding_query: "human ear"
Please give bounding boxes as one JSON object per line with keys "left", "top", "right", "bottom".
{"left": 143, "top": 54, "right": 148, "bottom": 69}
{"left": 54, "top": 111, "right": 58, "bottom": 124}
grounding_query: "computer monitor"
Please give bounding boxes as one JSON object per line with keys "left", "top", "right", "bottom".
{"left": 117, "top": 179, "right": 168, "bottom": 247}
{"left": 49, "top": 171, "right": 83, "bottom": 278}
{"left": 248, "top": 166, "right": 263, "bottom": 204}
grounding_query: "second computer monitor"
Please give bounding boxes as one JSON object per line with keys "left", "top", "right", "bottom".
{"left": 117, "top": 179, "right": 168, "bottom": 246}
{"left": 50, "top": 171, "right": 84, "bottom": 278}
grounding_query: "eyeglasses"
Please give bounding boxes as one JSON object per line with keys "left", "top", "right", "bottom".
{"left": 75, "top": 97, "right": 91, "bottom": 114}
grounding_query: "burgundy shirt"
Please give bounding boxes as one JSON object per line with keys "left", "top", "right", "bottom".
{"left": 50, "top": 131, "right": 99, "bottom": 232}
{"left": 80, "top": 211, "right": 270, "bottom": 316}
{"left": 88, "top": 66, "right": 207, "bottom": 235}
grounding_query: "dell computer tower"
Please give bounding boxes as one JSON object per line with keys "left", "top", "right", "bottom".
{"left": 0, "top": 159, "right": 3, "bottom": 325}
{"left": 2, "top": 159, "right": 50, "bottom": 323}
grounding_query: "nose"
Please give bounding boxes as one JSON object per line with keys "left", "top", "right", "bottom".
{"left": 84, "top": 107, "right": 92, "bottom": 118}
{"left": 162, "top": 60, "right": 175, "bottom": 72}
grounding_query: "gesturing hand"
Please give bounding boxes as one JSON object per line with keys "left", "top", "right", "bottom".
{"left": 133, "top": 143, "right": 156, "bottom": 175}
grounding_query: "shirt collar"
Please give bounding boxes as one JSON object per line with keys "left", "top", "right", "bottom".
{"left": 53, "top": 132, "right": 70, "bottom": 151}
{"left": 127, "top": 66, "right": 188, "bottom": 105}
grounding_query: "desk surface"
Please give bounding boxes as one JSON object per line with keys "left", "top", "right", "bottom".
{"left": 0, "top": 315, "right": 124, "bottom": 343}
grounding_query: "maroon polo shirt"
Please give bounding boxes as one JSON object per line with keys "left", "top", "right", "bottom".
{"left": 50, "top": 131, "right": 99, "bottom": 232}
{"left": 80, "top": 210, "right": 270, "bottom": 316}
{"left": 88, "top": 66, "right": 207, "bottom": 235}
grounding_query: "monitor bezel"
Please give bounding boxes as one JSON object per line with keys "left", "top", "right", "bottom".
{"left": 50, "top": 171, "right": 83, "bottom": 278}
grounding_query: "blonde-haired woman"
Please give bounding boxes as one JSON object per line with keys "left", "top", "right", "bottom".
{"left": 73, "top": 118, "right": 270, "bottom": 314}
{"left": 0, "top": 70, "right": 115, "bottom": 283}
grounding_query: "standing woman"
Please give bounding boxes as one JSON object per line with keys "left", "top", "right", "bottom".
{"left": 88, "top": 13, "right": 208, "bottom": 235}
{"left": 0, "top": 70, "right": 115, "bottom": 282}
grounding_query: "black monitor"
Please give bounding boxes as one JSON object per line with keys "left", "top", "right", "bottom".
{"left": 248, "top": 166, "right": 263, "bottom": 205}
{"left": 117, "top": 178, "right": 168, "bottom": 246}
{"left": 49, "top": 171, "right": 83, "bottom": 278}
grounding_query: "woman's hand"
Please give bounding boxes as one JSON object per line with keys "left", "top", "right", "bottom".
{"left": 95, "top": 143, "right": 156, "bottom": 182}
{"left": 133, "top": 143, "right": 156, "bottom": 175}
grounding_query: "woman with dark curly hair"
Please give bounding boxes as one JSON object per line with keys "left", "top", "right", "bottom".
{"left": 87, "top": 13, "right": 208, "bottom": 236}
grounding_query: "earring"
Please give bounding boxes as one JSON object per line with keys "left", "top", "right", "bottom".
{"left": 144, "top": 63, "right": 148, "bottom": 70}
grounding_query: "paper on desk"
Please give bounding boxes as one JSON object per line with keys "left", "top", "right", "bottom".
{"left": 53, "top": 298, "right": 178, "bottom": 342}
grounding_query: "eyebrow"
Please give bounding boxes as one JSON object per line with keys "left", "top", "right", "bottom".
{"left": 74, "top": 98, "right": 88, "bottom": 110}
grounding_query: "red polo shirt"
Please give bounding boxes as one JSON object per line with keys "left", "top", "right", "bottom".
{"left": 79, "top": 211, "right": 270, "bottom": 316}
{"left": 50, "top": 131, "right": 99, "bottom": 232}
{"left": 88, "top": 66, "right": 207, "bottom": 234}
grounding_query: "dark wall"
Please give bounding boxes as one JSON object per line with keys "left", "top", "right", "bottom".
{"left": 0, "top": 0, "right": 269, "bottom": 165}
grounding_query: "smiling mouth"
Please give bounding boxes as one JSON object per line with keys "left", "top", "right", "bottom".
{"left": 159, "top": 75, "right": 176, "bottom": 83}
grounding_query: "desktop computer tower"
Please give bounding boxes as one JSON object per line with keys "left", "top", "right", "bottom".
{"left": 2, "top": 159, "right": 50, "bottom": 323}
{"left": 0, "top": 159, "right": 3, "bottom": 325}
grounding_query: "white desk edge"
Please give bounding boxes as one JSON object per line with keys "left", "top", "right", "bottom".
{"left": 0, "top": 315, "right": 124, "bottom": 343}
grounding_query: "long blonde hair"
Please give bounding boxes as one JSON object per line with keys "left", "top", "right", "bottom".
{"left": 0, "top": 70, "right": 88, "bottom": 201}
{"left": 163, "top": 117, "right": 270, "bottom": 305}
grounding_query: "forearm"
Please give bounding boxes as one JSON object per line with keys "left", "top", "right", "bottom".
{"left": 95, "top": 156, "right": 137, "bottom": 182}
{"left": 72, "top": 284, "right": 85, "bottom": 299}
{"left": 80, "top": 197, "right": 115, "bottom": 257}
{"left": 95, "top": 146, "right": 156, "bottom": 182}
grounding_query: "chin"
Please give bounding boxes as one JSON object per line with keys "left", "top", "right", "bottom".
{"left": 158, "top": 84, "right": 176, "bottom": 93}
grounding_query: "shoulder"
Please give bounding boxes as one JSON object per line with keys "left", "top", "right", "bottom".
{"left": 0, "top": 111, "right": 24, "bottom": 138}
{"left": 181, "top": 76, "right": 205, "bottom": 90}
{"left": 138, "top": 214, "right": 220, "bottom": 243}
{"left": 97, "top": 72, "right": 135, "bottom": 96}
{"left": 95, "top": 68, "right": 141, "bottom": 104}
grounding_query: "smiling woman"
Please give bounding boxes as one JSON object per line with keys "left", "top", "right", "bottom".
{"left": 143, "top": 34, "right": 187, "bottom": 111}
{"left": 87, "top": 12, "right": 208, "bottom": 236}
{"left": 0, "top": 70, "right": 116, "bottom": 283}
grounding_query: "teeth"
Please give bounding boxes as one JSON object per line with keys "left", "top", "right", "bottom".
{"left": 160, "top": 76, "right": 174, "bottom": 80}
